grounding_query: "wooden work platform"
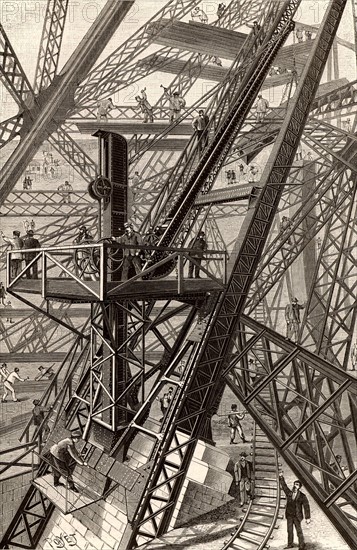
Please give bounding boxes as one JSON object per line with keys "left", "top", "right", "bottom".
{"left": 147, "top": 20, "right": 247, "bottom": 59}
{"left": 33, "top": 474, "right": 102, "bottom": 514}
{"left": 76, "top": 121, "right": 194, "bottom": 136}
{"left": 11, "top": 277, "right": 223, "bottom": 303}
{"left": 195, "top": 184, "right": 255, "bottom": 206}
{"left": 148, "top": 20, "right": 314, "bottom": 68}
{"left": 143, "top": 54, "right": 295, "bottom": 88}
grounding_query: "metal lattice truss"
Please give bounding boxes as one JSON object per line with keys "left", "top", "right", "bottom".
{"left": 34, "top": 0, "right": 69, "bottom": 93}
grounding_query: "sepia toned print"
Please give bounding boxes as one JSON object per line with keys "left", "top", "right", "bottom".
{"left": 0, "top": 1, "right": 356, "bottom": 549}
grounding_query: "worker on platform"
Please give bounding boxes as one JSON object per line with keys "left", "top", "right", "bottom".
{"left": 157, "top": 386, "right": 174, "bottom": 421}
{"left": 255, "top": 94, "right": 269, "bottom": 122}
{"left": 191, "top": 6, "right": 208, "bottom": 23}
{"left": 305, "top": 29, "right": 312, "bottom": 41}
{"left": 217, "top": 3, "right": 226, "bottom": 18}
{"left": 188, "top": 231, "right": 207, "bottom": 279}
{"left": 58, "top": 180, "right": 73, "bottom": 204}
{"left": 35, "top": 365, "right": 55, "bottom": 381}
{"left": 47, "top": 432, "right": 88, "bottom": 492}
{"left": 1, "top": 367, "right": 29, "bottom": 402}
{"left": 117, "top": 222, "right": 143, "bottom": 281}
{"left": 210, "top": 55, "right": 223, "bottom": 66}
{"left": 0, "top": 282, "right": 7, "bottom": 306}
{"left": 22, "top": 230, "right": 41, "bottom": 280}
{"left": 192, "top": 109, "right": 210, "bottom": 153}
{"left": 285, "top": 297, "right": 305, "bottom": 342}
{"left": 135, "top": 88, "right": 154, "bottom": 123}
{"left": 280, "top": 216, "right": 293, "bottom": 245}
{"left": 234, "top": 452, "right": 253, "bottom": 506}
{"left": 0, "top": 230, "right": 24, "bottom": 279}
{"left": 161, "top": 85, "right": 186, "bottom": 123}
{"left": 296, "top": 27, "right": 304, "bottom": 43}
{"left": 97, "top": 97, "right": 116, "bottom": 121}
{"left": 228, "top": 404, "right": 247, "bottom": 444}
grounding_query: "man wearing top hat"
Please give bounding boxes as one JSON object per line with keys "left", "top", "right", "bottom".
{"left": 279, "top": 473, "right": 311, "bottom": 549}
{"left": 285, "top": 297, "right": 305, "bottom": 342}
{"left": 22, "top": 230, "right": 41, "bottom": 279}
{"left": 234, "top": 451, "right": 253, "bottom": 506}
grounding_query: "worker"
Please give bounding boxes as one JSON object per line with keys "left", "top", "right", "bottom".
{"left": 0, "top": 282, "right": 7, "bottom": 306}
{"left": 97, "top": 97, "right": 116, "bottom": 121}
{"left": 217, "top": 3, "right": 226, "bottom": 18}
{"left": 285, "top": 297, "right": 305, "bottom": 342}
{"left": 192, "top": 110, "right": 210, "bottom": 153}
{"left": 234, "top": 452, "right": 253, "bottom": 506}
{"left": 161, "top": 85, "right": 186, "bottom": 122}
{"left": 22, "top": 230, "right": 41, "bottom": 280}
{"left": 135, "top": 88, "right": 154, "bottom": 123}
{"left": 191, "top": 6, "right": 208, "bottom": 23}
{"left": 35, "top": 365, "right": 55, "bottom": 381}
{"left": 0, "top": 230, "right": 24, "bottom": 279}
{"left": 157, "top": 386, "right": 174, "bottom": 421}
{"left": 188, "top": 231, "right": 207, "bottom": 279}
{"left": 117, "top": 222, "right": 143, "bottom": 281}
{"left": 296, "top": 27, "right": 304, "bottom": 42}
{"left": 279, "top": 473, "right": 311, "bottom": 550}
{"left": 228, "top": 404, "right": 247, "bottom": 444}
{"left": 1, "top": 367, "right": 29, "bottom": 402}
{"left": 48, "top": 432, "right": 88, "bottom": 492}
{"left": 210, "top": 55, "right": 223, "bottom": 66}
{"left": 255, "top": 94, "right": 269, "bottom": 122}
{"left": 32, "top": 399, "right": 51, "bottom": 441}
{"left": 351, "top": 341, "right": 356, "bottom": 371}
{"left": 280, "top": 215, "right": 293, "bottom": 244}
{"left": 58, "top": 181, "right": 73, "bottom": 204}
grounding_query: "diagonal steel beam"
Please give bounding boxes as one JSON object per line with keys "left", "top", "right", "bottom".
{"left": 34, "top": 0, "right": 70, "bottom": 93}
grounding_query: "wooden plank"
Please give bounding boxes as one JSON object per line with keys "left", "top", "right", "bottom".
{"left": 75, "top": 121, "right": 194, "bottom": 136}
{"left": 147, "top": 20, "right": 247, "bottom": 59}
{"left": 11, "top": 277, "right": 223, "bottom": 302}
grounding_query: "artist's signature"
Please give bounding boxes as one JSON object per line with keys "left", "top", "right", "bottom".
{"left": 44, "top": 533, "right": 77, "bottom": 549}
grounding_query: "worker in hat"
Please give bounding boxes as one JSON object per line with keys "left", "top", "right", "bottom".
{"left": 117, "top": 223, "right": 143, "bottom": 281}
{"left": 161, "top": 85, "right": 186, "bottom": 122}
{"left": 234, "top": 452, "right": 253, "bottom": 506}
{"left": 188, "top": 231, "right": 207, "bottom": 279}
{"left": 0, "top": 230, "right": 24, "bottom": 279}
{"left": 285, "top": 297, "right": 305, "bottom": 342}
{"left": 22, "top": 230, "right": 41, "bottom": 279}
{"left": 47, "top": 432, "right": 88, "bottom": 492}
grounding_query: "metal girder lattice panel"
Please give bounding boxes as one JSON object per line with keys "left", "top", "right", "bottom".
{"left": 0, "top": 23, "right": 34, "bottom": 108}
{"left": 34, "top": 0, "right": 69, "bottom": 93}
{"left": 225, "top": 315, "right": 357, "bottom": 548}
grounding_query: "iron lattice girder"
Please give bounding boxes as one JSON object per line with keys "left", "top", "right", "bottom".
{"left": 74, "top": 0, "right": 202, "bottom": 107}
{"left": 246, "top": 163, "right": 356, "bottom": 313}
{"left": 300, "top": 175, "right": 357, "bottom": 366}
{"left": 113, "top": 1, "right": 350, "bottom": 546}
{"left": 303, "top": 117, "right": 357, "bottom": 170}
{"left": 0, "top": 463, "right": 54, "bottom": 550}
{"left": 309, "top": 78, "right": 357, "bottom": 118}
{"left": 1, "top": 191, "right": 96, "bottom": 217}
{"left": 48, "top": 127, "right": 97, "bottom": 181}
{"left": 225, "top": 314, "right": 357, "bottom": 547}
{"left": 0, "top": 24, "right": 34, "bottom": 109}
{"left": 0, "top": 114, "right": 23, "bottom": 149}
{"left": 34, "top": 0, "right": 70, "bottom": 94}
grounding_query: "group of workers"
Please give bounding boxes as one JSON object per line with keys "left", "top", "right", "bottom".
{"left": 0, "top": 228, "right": 41, "bottom": 279}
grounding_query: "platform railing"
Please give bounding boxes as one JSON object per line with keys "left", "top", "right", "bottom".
{"left": 7, "top": 242, "right": 228, "bottom": 301}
